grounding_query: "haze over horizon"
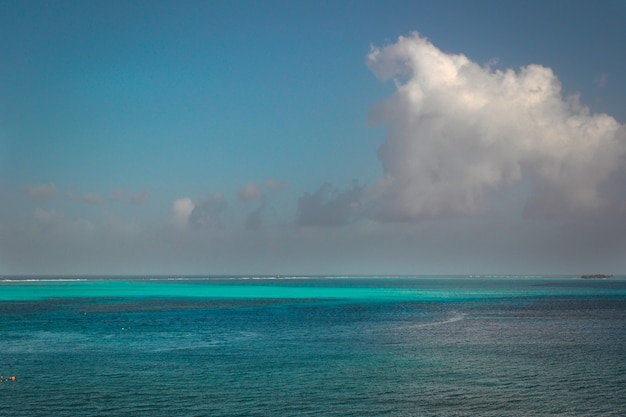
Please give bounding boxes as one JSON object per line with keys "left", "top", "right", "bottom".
{"left": 1, "top": 0, "right": 625, "bottom": 276}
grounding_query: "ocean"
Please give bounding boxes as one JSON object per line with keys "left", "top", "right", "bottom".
{"left": 1, "top": 276, "right": 625, "bottom": 416}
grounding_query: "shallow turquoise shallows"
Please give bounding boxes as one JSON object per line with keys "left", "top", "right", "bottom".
{"left": 2, "top": 276, "right": 625, "bottom": 416}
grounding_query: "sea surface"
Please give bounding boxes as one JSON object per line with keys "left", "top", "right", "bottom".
{"left": 1, "top": 276, "right": 625, "bottom": 416}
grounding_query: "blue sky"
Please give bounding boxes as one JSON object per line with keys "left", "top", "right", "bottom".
{"left": 1, "top": 0, "right": 625, "bottom": 275}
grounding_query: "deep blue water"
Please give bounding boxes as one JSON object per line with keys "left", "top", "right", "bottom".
{"left": 1, "top": 276, "right": 625, "bottom": 416}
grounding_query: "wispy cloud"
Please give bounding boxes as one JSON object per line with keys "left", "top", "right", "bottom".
{"left": 34, "top": 208, "right": 61, "bottom": 231}
{"left": 82, "top": 193, "right": 105, "bottom": 205}
{"left": 110, "top": 189, "right": 126, "bottom": 202}
{"left": 23, "top": 182, "right": 58, "bottom": 199}
{"left": 368, "top": 33, "right": 625, "bottom": 221}
{"left": 594, "top": 73, "right": 608, "bottom": 89}
{"left": 109, "top": 189, "right": 149, "bottom": 204}
{"left": 265, "top": 179, "right": 288, "bottom": 193}
{"left": 129, "top": 190, "right": 150, "bottom": 205}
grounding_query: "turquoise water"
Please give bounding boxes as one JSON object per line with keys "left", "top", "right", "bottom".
{"left": 2, "top": 276, "right": 625, "bottom": 416}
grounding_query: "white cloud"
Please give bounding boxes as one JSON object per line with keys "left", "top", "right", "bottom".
{"left": 238, "top": 183, "right": 263, "bottom": 201}
{"left": 367, "top": 33, "right": 625, "bottom": 221}
{"left": 171, "top": 197, "right": 195, "bottom": 227}
{"left": 23, "top": 182, "right": 58, "bottom": 199}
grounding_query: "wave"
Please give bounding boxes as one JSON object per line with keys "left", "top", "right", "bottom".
{"left": 416, "top": 312, "right": 465, "bottom": 327}
{"left": 0, "top": 278, "right": 87, "bottom": 283}
{"left": 401, "top": 312, "right": 466, "bottom": 330}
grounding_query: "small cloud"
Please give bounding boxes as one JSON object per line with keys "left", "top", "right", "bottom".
{"left": 171, "top": 197, "right": 195, "bottom": 228}
{"left": 188, "top": 193, "right": 228, "bottom": 229}
{"left": 130, "top": 190, "right": 150, "bottom": 205}
{"left": 238, "top": 183, "right": 263, "bottom": 201}
{"left": 594, "top": 73, "right": 608, "bottom": 89}
{"left": 297, "top": 181, "right": 364, "bottom": 227}
{"left": 110, "top": 189, "right": 126, "bottom": 202}
{"left": 23, "top": 182, "right": 57, "bottom": 199}
{"left": 266, "top": 179, "right": 289, "bottom": 193}
{"left": 82, "top": 193, "right": 104, "bottom": 205}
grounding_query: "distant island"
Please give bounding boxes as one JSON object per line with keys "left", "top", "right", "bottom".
{"left": 581, "top": 274, "right": 614, "bottom": 279}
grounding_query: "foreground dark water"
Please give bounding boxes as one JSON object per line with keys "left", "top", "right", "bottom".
{"left": 1, "top": 276, "right": 625, "bottom": 416}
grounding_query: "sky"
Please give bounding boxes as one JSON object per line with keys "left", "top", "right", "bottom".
{"left": 1, "top": 0, "right": 625, "bottom": 276}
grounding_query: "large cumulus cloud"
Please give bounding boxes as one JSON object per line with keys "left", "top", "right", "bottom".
{"left": 367, "top": 33, "right": 625, "bottom": 221}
